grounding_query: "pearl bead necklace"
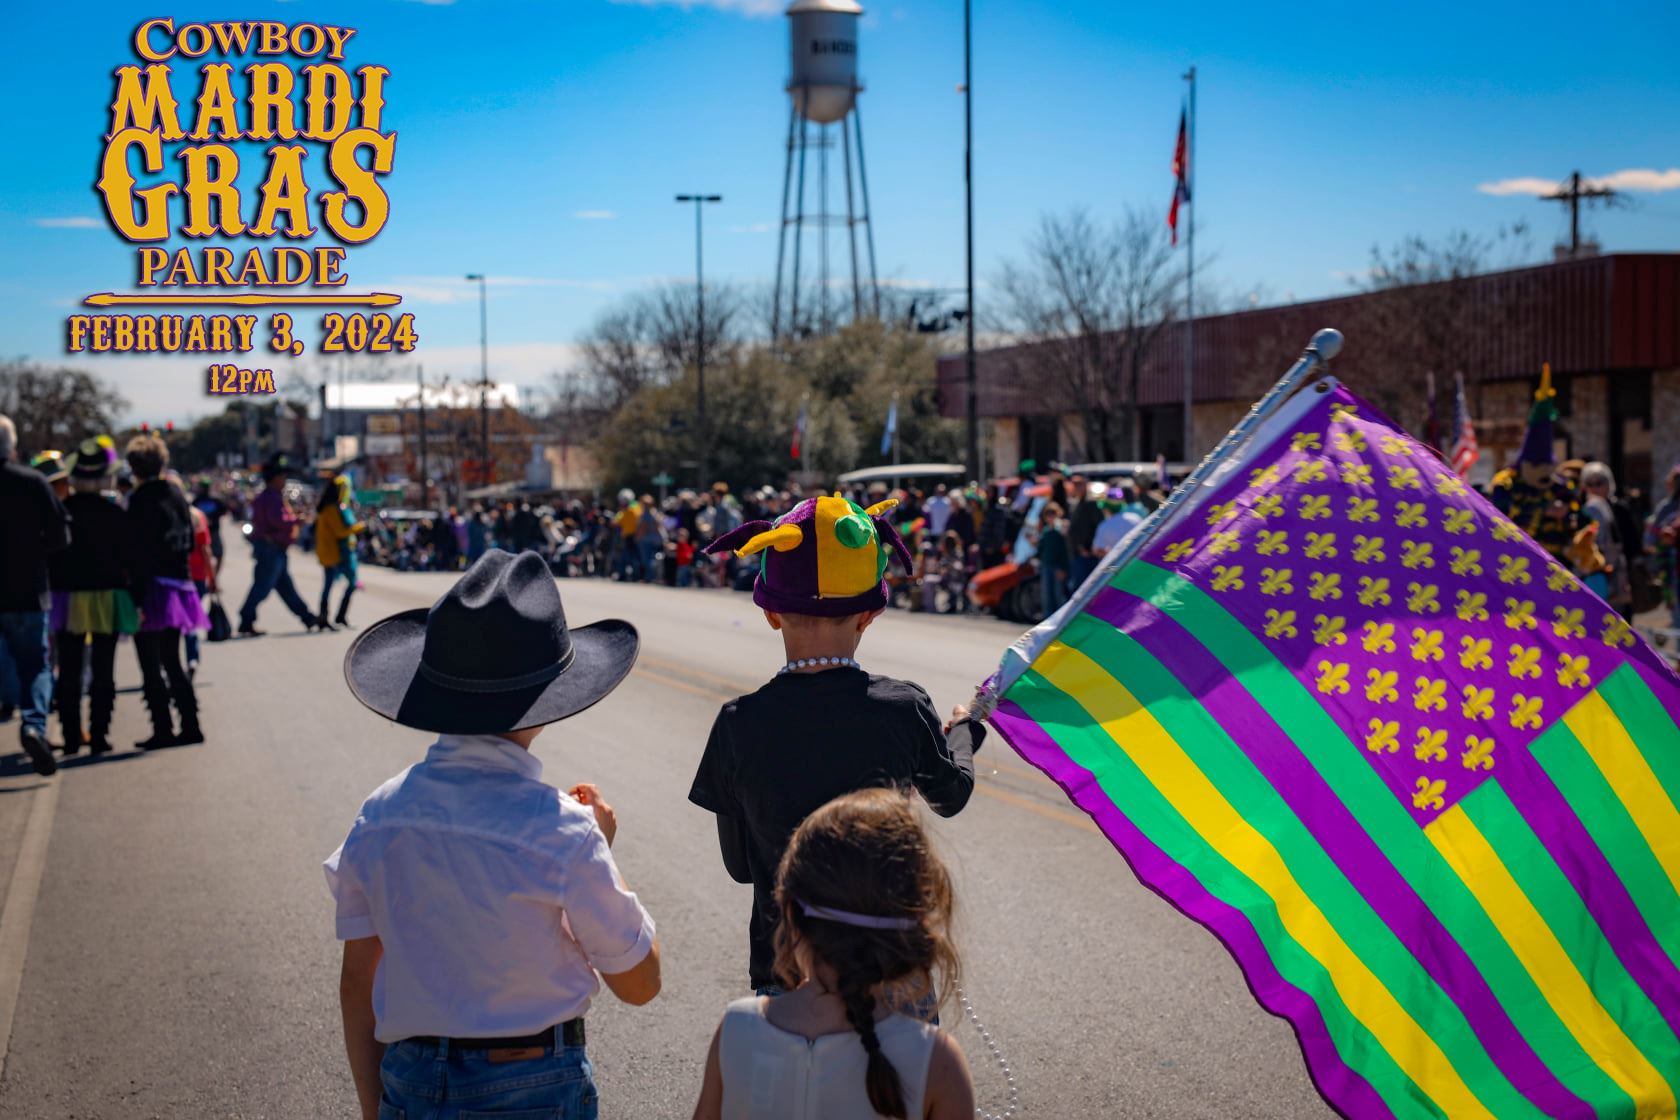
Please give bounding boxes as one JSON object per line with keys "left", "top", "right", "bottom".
{"left": 959, "top": 985, "right": 1020, "bottom": 1119}
{"left": 777, "top": 656, "right": 861, "bottom": 676}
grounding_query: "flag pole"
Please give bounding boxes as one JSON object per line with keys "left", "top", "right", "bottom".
{"left": 973, "top": 327, "right": 1344, "bottom": 718}
{"left": 1182, "top": 64, "right": 1196, "bottom": 471}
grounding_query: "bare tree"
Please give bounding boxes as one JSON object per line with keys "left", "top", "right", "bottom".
{"left": 993, "top": 207, "right": 1182, "bottom": 461}
{"left": 0, "top": 360, "right": 128, "bottom": 456}
{"left": 1353, "top": 225, "right": 1533, "bottom": 434}
{"left": 573, "top": 283, "right": 745, "bottom": 409}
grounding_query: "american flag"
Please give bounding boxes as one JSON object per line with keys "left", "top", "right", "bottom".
{"left": 1449, "top": 370, "right": 1479, "bottom": 475}
{"left": 790, "top": 398, "right": 807, "bottom": 460}
{"left": 1168, "top": 108, "right": 1190, "bottom": 246}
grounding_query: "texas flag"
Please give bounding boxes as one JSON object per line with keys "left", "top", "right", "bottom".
{"left": 1169, "top": 108, "right": 1190, "bottom": 246}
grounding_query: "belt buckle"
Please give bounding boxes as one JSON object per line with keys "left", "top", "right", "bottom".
{"left": 487, "top": 1046, "right": 546, "bottom": 1065}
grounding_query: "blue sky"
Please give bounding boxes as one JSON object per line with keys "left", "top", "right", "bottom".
{"left": 4, "top": 0, "right": 1678, "bottom": 424}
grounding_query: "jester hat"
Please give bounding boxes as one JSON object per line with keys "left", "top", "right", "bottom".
{"left": 1515, "top": 362, "right": 1560, "bottom": 467}
{"left": 705, "top": 494, "right": 914, "bottom": 617}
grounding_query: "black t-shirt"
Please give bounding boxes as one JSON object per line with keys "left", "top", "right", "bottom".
{"left": 0, "top": 460, "right": 70, "bottom": 611}
{"left": 688, "top": 668, "right": 984, "bottom": 988}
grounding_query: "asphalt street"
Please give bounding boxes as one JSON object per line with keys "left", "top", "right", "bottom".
{"left": 0, "top": 547, "right": 1332, "bottom": 1119}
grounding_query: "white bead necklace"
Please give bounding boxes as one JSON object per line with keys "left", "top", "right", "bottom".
{"left": 958, "top": 985, "right": 1020, "bottom": 1120}
{"left": 777, "top": 656, "right": 862, "bottom": 676}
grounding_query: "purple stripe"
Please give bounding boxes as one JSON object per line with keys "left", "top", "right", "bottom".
{"left": 1632, "top": 657, "right": 1680, "bottom": 728}
{"left": 1084, "top": 586, "right": 1592, "bottom": 1118}
{"left": 991, "top": 699, "right": 1394, "bottom": 1120}
{"left": 1493, "top": 730, "right": 1680, "bottom": 1039}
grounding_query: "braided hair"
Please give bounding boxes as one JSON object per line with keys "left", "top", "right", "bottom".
{"left": 772, "top": 788, "right": 960, "bottom": 1119}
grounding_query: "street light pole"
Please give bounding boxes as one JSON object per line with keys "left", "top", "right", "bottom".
{"left": 963, "top": 0, "right": 979, "bottom": 484}
{"left": 675, "top": 194, "right": 722, "bottom": 488}
{"left": 465, "top": 273, "right": 490, "bottom": 489}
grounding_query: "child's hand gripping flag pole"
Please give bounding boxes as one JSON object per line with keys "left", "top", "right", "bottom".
{"left": 973, "top": 330, "right": 1680, "bottom": 1120}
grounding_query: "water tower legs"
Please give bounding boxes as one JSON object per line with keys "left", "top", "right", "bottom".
{"left": 772, "top": 98, "right": 798, "bottom": 342}
{"left": 842, "top": 118, "right": 861, "bottom": 321}
{"left": 773, "top": 85, "right": 879, "bottom": 340}
{"left": 852, "top": 102, "right": 880, "bottom": 320}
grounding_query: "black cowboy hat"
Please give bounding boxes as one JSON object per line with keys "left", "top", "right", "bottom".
{"left": 344, "top": 550, "right": 639, "bottom": 733}
{"left": 261, "top": 451, "right": 294, "bottom": 481}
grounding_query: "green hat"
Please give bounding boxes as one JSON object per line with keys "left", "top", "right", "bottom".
{"left": 29, "top": 450, "right": 67, "bottom": 483}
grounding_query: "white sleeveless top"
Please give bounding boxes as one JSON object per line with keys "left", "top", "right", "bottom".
{"left": 718, "top": 996, "right": 938, "bottom": 1119}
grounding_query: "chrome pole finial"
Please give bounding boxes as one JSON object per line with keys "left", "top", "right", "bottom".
{"left": 1310, "top": 328, "right": 1344, "bottom": 363}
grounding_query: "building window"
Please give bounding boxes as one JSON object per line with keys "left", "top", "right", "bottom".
{"left": 1139, "top": 405, "right": 1186, "bottom": 462}
{"left": 1022, "top": 415, "right": 1059, "bottom": 472}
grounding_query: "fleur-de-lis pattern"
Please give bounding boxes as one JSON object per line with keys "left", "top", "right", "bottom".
{"left": 1137, "top": 384, "right": 1647, "bottom": 825}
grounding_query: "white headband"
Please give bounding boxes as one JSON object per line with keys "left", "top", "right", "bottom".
{"left": 799, "top": 900, "right": 917, "bottom": 931}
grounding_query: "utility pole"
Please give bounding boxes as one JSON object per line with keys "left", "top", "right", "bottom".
{"left": 1182, "top": 65, "right": 1196, "bottom": 471}
{"left": 962, "top": 0, "right": 979, "bottom": 484}
{"left": 676, "top": 194, "right": 722, "bottom": 488}
{"left": 416, "top": 364, "right": 428, "bottom": 512}
{"left": 1542, "top": 171, "right": 1616, "bottom": 258}
{"left": 465, "top": 273, "right": 490, "bottom": 489}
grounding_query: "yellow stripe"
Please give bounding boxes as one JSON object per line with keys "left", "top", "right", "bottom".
{"left": 1426, "top": 806, "right": 1677, "bottom": 1116}
{"left": 1035, "top": 642, "right": 1494, "bottom": 1120}
{"left": 1562, "top": 691, "right": 1680, "bottom": 902}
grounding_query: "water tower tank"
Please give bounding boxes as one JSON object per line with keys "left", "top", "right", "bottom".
{"left": 787, "top": 0, "right": 861, "bottom": 125}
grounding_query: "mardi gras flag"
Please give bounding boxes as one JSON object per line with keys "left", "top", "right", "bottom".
{"left": 984, "top": 380, "right": 1680, "bottom": 1118}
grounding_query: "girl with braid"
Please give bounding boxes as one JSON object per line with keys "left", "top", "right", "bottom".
{"left": 692, "top": 789, "right": 975, "bottom": 1120}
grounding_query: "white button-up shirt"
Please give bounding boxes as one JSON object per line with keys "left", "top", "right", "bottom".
{"left": 325, "top": 734, "right": 655, "bottom": 1043}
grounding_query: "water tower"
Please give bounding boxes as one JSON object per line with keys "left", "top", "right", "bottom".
{"left": 772, "top": 0, "right": 879, "bottom": 340}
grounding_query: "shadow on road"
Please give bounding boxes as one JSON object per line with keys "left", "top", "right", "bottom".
{"left": 0, "top": 743, "right": 204, "bottom": 778}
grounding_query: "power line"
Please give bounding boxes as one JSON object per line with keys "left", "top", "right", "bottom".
{"left": 1542, "top": 171, "right": 1617, "bottom": 257}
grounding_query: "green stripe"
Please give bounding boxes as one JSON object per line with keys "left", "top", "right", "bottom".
{"left": 1527, "top": 713, "right": 1680, "bottom": 974}
{"left": 1008, "top": 669, "right": 1438, "bottom": 1117}
{"left": 1055, "top": 613, "right": 1540, "bottom": 1118}
{"left": 1459, "top": 783, "right": 1680, "bottom": 1081}
{"left": 1597, "top": 663, "right": 1680, "bottom": 807}
{"left": 1105, "top": 561, "right": 1630, "bottom": 1110}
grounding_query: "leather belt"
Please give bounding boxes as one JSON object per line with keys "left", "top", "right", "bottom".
{"left": 405, "top": 1018, "right": 585, "bottom": 1051}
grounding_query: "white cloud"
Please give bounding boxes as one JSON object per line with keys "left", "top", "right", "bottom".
{"left": 574, "top": 210, "right": 617, "bottom": 220}
{"left": 32, "top": 216, "right": 103, "bottom": 229}
{"left": 610, "top": 0, "right": 782, "bottom": 17}
{"left": 729, "top": 222, "right": 775, "bottom": 234}
{"left": 1477, "top": 168, "right": 1680, "bottom": 196}
{"left": 1594, "top": 168, "right": 1680, "bottom": 192}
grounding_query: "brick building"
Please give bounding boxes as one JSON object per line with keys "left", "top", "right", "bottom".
{"left": 937, "top": 252, "right": 1680, "bottom": 504}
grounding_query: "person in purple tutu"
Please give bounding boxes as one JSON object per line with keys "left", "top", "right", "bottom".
{"left": 124, "top": 435, "right": 208, "bottom": 749}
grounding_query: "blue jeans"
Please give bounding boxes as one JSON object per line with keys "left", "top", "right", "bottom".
{"left": 239, "top": 539, "right": 312, "bottom": 627}
{"left": 378, "top": 1035, "right": 597, "bottom": 1120}
{"left": 637, "top": 540, "right": 661, "bottom": 583}
{"left": 0, "top": 612, "right": 52, "bottom": 735}
{"left": 1041, "top": 567, "right": 1068, "bottom": 620}
{"left": 0, "top": 632, "right": 17, "bottom": 707}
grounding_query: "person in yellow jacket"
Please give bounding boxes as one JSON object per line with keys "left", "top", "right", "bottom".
{"left": 315, "top": 476, "right": 365, "bottom": 632}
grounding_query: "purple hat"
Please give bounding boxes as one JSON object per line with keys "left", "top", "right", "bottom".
{"left": 1515, "top": 363, "right": 1560, "bottom": 467}
{"left": 706, "top": 494, "right": 913, "bottom": 617}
